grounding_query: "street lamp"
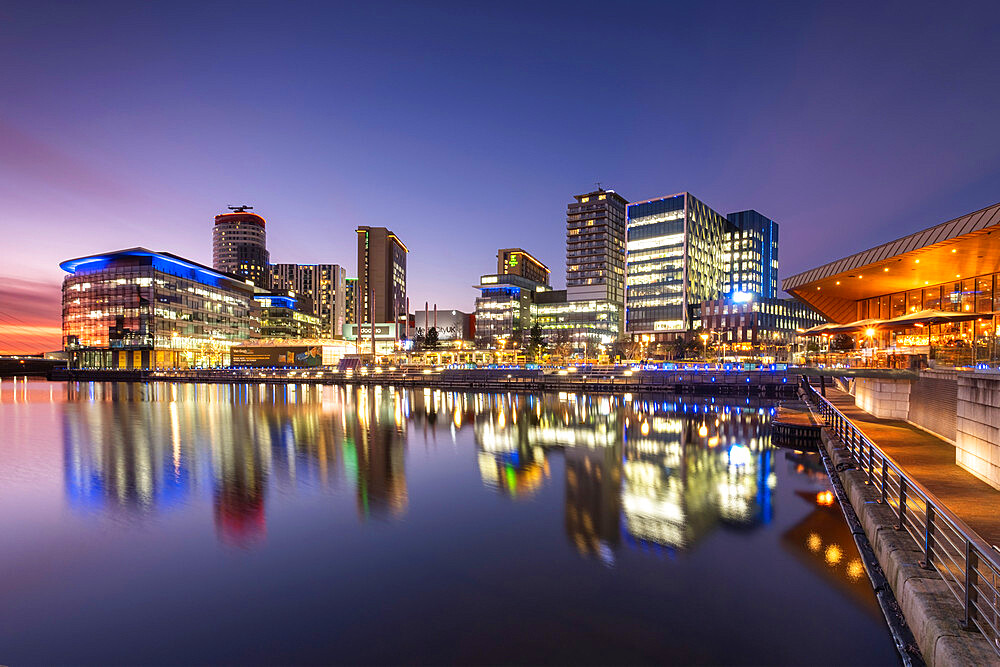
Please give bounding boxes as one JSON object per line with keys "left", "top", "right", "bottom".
{"left": 700, "top": 333, "right": 709, "bottom": 361}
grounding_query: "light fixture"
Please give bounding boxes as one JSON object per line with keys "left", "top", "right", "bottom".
{"left": 884, "top": 268, "right": 889, "bottom": 272}
{"left": 952, "top": 249, "right": 957, "bottom": 253}
{"left": 915, "top": 259, "right": 920, "bottom": 263}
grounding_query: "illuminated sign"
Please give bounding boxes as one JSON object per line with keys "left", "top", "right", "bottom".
{"left": 732, "top": 292, "right": 754, "bottom": 304}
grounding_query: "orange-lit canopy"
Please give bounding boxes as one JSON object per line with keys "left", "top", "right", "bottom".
{"left": 782, "top": 201, "right": 1000, "bottom": 323}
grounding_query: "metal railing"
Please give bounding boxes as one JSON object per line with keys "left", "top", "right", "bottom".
{"left": 802, "top": 380, "right": 1000, "bottom": 656}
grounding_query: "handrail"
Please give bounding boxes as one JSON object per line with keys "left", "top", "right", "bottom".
{"left": 801, "top": 378, "right": 1000, "bottom": 656}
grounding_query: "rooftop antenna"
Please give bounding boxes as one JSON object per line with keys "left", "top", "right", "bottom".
{"left": 228, "top": 204, "right": 253, "bottom": 212}
{"left": 595, "top": 182, "right": 604, "bottom": 192}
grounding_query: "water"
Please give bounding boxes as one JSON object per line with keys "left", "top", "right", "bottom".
{"left": 0, "top": 379, "right": 899, "bottom": 665}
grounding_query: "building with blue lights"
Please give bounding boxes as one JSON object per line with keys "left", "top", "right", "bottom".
{"left": 474, "top": 272, "right": 552, "bottom": 347}
{"left": 61, "top": 248, "right": 260, "bottom": 369}
{"left": 725, "top": 210, "right": 778, "bottom": 299}
{"left": 255, "top": 292, "right": 322, "bottom": 339}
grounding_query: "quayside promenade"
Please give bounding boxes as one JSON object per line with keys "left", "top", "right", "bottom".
{"left": 804, "top": 381, "right": 1000, "bottom": 665}
{"left": 54, "top": 365, "right": 807, "bottom": 397}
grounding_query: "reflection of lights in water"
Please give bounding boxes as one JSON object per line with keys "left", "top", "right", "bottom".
{"left": 816, "top": 490, "right": 835, "bottom": 506}
{"left": 640, "top": 421, "right": 650, "bottom": 436}
{"left": 807, "top": 533, "right": 822, "bottom": 552}
{"left": 728, "top": 444, "right": 751, "bottom": 467}
{"left": 767, "top": 472, "right": 777, "bottom": 489}
{"left": 847, "top": 559, "right": 865, "bottom": 582}
{"left": 698, "top": 423, "right": 708, "bottom": 438}
{"left": 825, "top": 544, "right": 843, "bottom": 566}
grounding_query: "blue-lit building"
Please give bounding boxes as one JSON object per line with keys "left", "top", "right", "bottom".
{"left": 726, "top": 210, "right": 778, "bottom": 299}
{"left": 61, "top": 247, "right": 260, "bottom": 369}
{"left": 255, "top": 291, "right": 322, "bottom": 339}
{"left": 474, "top": 273, "right": 552, "bottom": 347}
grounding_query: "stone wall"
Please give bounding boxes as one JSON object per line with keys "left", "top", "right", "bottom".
{"left": 956, "top": 372, "right": 1000, "bottom": 491}
{"left": 855, "top": 377, "right": 912, "bottom": 420}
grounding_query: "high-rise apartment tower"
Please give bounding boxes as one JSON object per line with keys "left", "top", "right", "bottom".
{"left": 212, "top": 207, "right": 269, "bottom": 288}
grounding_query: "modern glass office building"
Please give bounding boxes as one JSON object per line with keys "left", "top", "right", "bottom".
{"left": 531, "top": 291, "right": 623, "bottom": 353}
{"left": 255, "top": 293, "right": 322, "bottom": 339}
{"left": 62, "top": 248, "right": 259, "bottom": 369}
{"left": 474, "top": 273, "right": 551, "bottom": 347}
{"left": 726, "top": 210, "right": 778, "bottom": 299}
{"left": 626, "top": 193, "right": 732, "bottom": 340}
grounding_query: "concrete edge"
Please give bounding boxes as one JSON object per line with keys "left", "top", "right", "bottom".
{"left": 820, "top": 429, "right": 998, "bottom": 666}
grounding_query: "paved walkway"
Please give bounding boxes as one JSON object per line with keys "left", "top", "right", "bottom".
{"left": 822, "top": 387, "right": 1000, "bottom": 547}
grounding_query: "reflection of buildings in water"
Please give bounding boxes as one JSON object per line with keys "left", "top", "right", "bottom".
{"left": 782, "top": 492, "right": 882, "bottom": 617}
{"left": 622, "top": 402, "right": 775, "bottom": 551}
{"left": 345, "top": 387, "right": 408, "bottom": 518}
{"left": 565, "top": 444, "right": 621, "bottom": 561}
{"left": 62, "top": 382, "right": 357, "bottom": 544}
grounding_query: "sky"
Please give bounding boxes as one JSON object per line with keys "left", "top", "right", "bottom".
{"left": 1, "top": 0, "right": 999, "bottom": 353}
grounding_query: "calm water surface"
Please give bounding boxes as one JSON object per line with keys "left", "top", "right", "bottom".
{"left": 0, "top": 379, "right": 898, "bottom": 665}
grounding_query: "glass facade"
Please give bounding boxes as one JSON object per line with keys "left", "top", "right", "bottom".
{"left": 256, "top": 294, "right": 322, "bottom": 339}
{"left": 701, "top": 296, "right": 826, "bottom": 345}
{"left": 474, "top": 274, "right": 550, "bottom": 347}
{"left": 626, "top": 193, "right": 732, "bottom": 334}
{"left": 531, "top": 297, "right": 623, "bottom": 353}
{"left": 725, "top": 210, "right": 778, "bottom": 299}
{"left": 62, "top": 250, "right": 257, "bottom": 369}
{"left": 856, "top": 272, "right": 1000, "bottom": 364}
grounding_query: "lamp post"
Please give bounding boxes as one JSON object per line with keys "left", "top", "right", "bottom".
{"left": 700, "top": 333, "right": 709, "bottom": 361}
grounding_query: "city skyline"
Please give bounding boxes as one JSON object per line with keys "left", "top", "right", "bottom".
{"left": 3, "top": 1, "right": 1000, "bottom": 353}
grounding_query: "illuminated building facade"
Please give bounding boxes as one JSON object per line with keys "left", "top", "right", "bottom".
{"left": 498, "top": 248, "right": 550, "bottom": 285}
{"left": 269, "top": 263, "right": 347, "bottom": 338}
{"left": 726, "top": 210, "right": 778, "bottom": 299}
{"left": 566, "top": 189, "right": 627, "bottom": 304}
{"left": 531, "top": 290, "right": 623, "bottom": 352}
{"left": 474, "top": 273, "right": 551, "bottom": 347}
{"left": 700, "top": 294, "right": 826, "bottom": 347}
{"left": 255, "top": 292, "right": 322, "bottom": 339}
{"left": 61, "top": 248, "right": 258, "bottom": 369}
{"left": 212, "top": 208, "right": 269, "bottom": 288}
{"left": 345, "top": 277, "right": 358, "bottom": 324}
{"left": 784, "top": 200, "right": 1000, "bottom": 365}
{"left": 626, "top": 193, "right": 732, "bottom": 342}
{"left": 410, "top": 308, "right": 474, "bottom": 342}
{"left": 356, "top": 226, "right": 407, "bottom": 329}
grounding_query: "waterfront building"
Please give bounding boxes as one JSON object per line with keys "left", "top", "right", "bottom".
{"left": 726, "top": 210, "right": 779, "bottom": 299}
{"left": 356, "top": 227, "right": 407, "bottom": 330}
{"left": 625, "top": 193, "right": 732, "bottom": 344}
{"left": 61, "top": 248, "right": 258, "bottom": 369}
{"left": 475, "top": 248, "right": 552, "bottom": 348}
{"left": 498, "top": 248, "right": 550, "bottom": 285}
{"left": 269, "top": 263, "right": 347, "bottom": 338}
{"left": 345, "top": 277, "right": 358, "bottom": 324}
{"left": 213, "top": 207, "right": 269, "bottom": 288}
{"left": 255, "top": 292, "right": 322, "bottom": 339}
{"left": 700, "top": 293, "right": 826, "bottom": 352}
{"left": 784, "top": 200, "right": 1000, "bottom": 364}
{"left": 531, "top": 291, "right": 623, "bottom": 354}
{"left": 530, "top": 188, "right": 628, "bottom": 354}
{"left": 566, "top": 189, "right": 628, "bottom": 304}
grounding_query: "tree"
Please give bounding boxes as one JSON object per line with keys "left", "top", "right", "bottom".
{"left": 670, "top": 336, "right": 687, "bottom": 360}
{"left": 527, "top": 323, "right": 546, "bottom": 361}
{"left": 424, "top": 327, "right": 439, "bottom": 350}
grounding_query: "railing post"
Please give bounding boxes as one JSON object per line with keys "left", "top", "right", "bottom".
{"left": 920, "top": 504, "right": 934, "bottom": 569}
{"left": 896, "top": 477, "right": 907, "bottom": 531}
{"left": 963, "top": 542, "right": 978, "bottom": 631}
{"left": 880, "top": 459, "right": 888, "bottom": 503}
{"left": 867, "top": 441, "right": 874, "bottom": 485}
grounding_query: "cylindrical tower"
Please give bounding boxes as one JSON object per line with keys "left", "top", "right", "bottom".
{"left": 213, "top": 209, "right": 269, "bottom": 288}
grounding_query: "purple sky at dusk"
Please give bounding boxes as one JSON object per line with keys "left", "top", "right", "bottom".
{"left": 1, "top": 1, "right": 999, "bottom": 353}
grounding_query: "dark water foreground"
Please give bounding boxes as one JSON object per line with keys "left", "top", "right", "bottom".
{"left": 0, "top": 380, "right": 898, "bottom": 665}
